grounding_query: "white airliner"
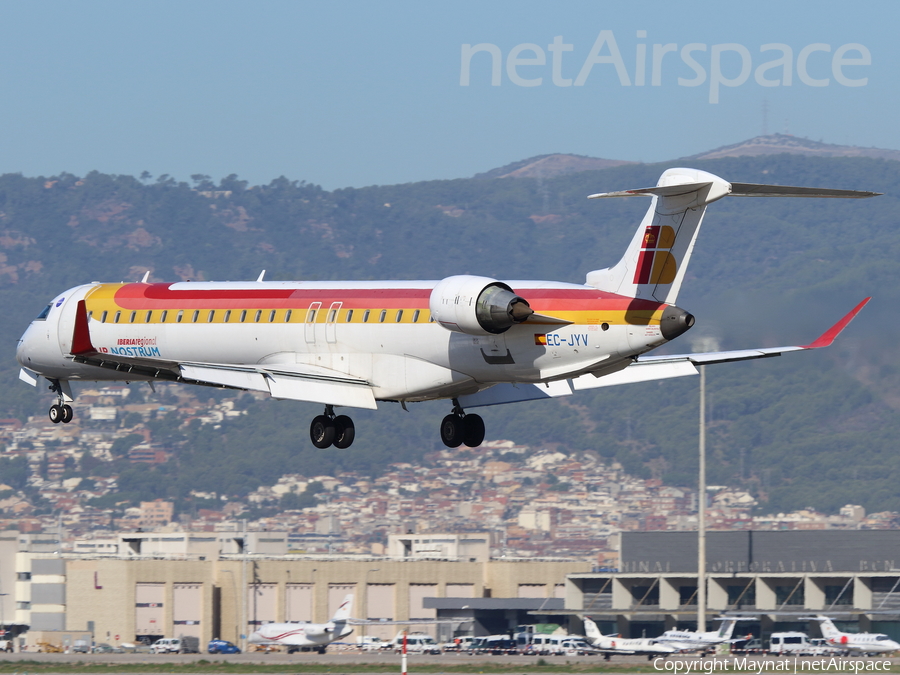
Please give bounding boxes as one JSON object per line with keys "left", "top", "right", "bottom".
{"left": 583, "top": 616, "right": 679, "bottom": 658}
{"left": 814, "top": 616, "right": 900, "bottom": 653}
{"left": 248, "top": 593, "right": 353, "bottom": 653}
{"left": 15, "top": 168, "right": 875, "bottom": 448}
{"left": 656, "top": 617, "right": 739, "bottom": 651}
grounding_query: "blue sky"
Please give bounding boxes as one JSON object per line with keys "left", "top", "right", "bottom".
{"left": 0, "top": 1, "right": 896, "bottom": 189}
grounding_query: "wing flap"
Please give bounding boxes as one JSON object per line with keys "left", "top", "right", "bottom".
{"left": 266, "top": 372, "right": 377, "bottom": 409}
{"left": 458, "top": 380, "right": 573, "bottom": 408}
{"left": 572, "top": 360, "right": 698, "bottom": 390}
{"left": 180, "top": 364, "right": 269, "bottom": 392}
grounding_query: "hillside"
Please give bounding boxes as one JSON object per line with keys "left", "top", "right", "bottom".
{"left": 0, "top": 155, "right": 898, "bottom": 515}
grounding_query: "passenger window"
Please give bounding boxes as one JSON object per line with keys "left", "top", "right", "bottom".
{"left": 130, "top": 311, "right": 136, "bottom": 323}
{"left": 363, "top": 310, "right": 370, "bottom": 323}
{"left": 36, "top": 304, "right": 52, "bottom": 320}
{"left": 285, "top": 309, "right": 292, "bottom": 322}
{"left": 395, "top": 310, "right": 403, "bottom": 322}
{"left": 346, "top": 309, "right": 353, "bottom": 322}
{"left": 254, "top": 310, "right": 262, "bottom": 322}
{"left": 379, "top": 310, "right": 386, "bottom": 323}
{"left": 114, "top": 311, "right": 121, "bottom": 323}
{"left": 87, "top": 311, "right": 93, "bottom": 320}
{"left": 306, "top": 309, "right": 316, "bottom": 322}
{"left": 161, "top": 310, "right": 168, "bottom": 322}
{"left": 146, "top": 311, "right": 152, "bottom": 322}
{"left": 328, "top": 309, "right": 337, "bottom": 322}
{"left": 429, "top": 315, "right": 434, "bottom": 322}
{"left": 413, "top": 309, "right": 420, "bottom": 322}
{"left": 269, "top": 310, "right": 276, "bottom": 322}
{"left": 240, "top": 310, "right": 247, "bottom": 322}
{"left": 101, "top": 311, "right": 108, "bottom": 323}
{"left": 208, "top": 310, "right": 215, "bottom": 322}
{"left": 176, "top": 310, "right": 184, "bottom": 323}
{"left": 192, "top": 310, "right": 199, "bottom": 323}
{"left": 224, "top": 310, "right": 231, "bottom": 322}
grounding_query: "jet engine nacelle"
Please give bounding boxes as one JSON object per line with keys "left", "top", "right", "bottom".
{"left": 430, "top": 275, "right": 533, "bottom": 335}
{"left": 304, "top": 623, "right": 332, "bottom": 637}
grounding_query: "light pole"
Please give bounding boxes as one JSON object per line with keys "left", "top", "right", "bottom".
{"left": 698, "top": 365, "right": 707, "bottom": 633}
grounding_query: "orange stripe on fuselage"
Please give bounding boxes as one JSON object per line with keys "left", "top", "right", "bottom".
{"left": 86, "top": 283, "right": 668, "bottom": 325}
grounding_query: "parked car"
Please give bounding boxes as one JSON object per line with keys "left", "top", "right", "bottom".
{"left": 92, "top": 642, "right": 125, "bottom": 653}
{"left": 71, "top": 640, "right": 91, "bottom": 653}
{"left": 151, "top": 638, "right": 182, "bottom": 654}
{"left": 208, "top": 639, "right": 241, "bottom": 654}
{"left": 150, "top": 636, "right": 199, "bottom": 654}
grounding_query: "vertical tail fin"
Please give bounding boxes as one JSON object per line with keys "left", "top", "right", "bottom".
{"left": 817, "top": 616, "right": 840, "bottom": 638}
{"left": 586, "top": 168, "right": 731, "bottom": 304}
{"left": 331, "top": 594, "right": 354, "bottom": 622}
{"left": 583, "top": 617, "right": 602, "bottom": 642}
{"left": 717, "top": 618, "right": 736, "bottom": 640}
{"left": 585, "top": 169, "right": 879, "bottom": 304}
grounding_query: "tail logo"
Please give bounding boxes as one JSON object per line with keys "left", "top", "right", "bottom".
{"left": 634, "top": 225, "right": 677, "bottom": 285}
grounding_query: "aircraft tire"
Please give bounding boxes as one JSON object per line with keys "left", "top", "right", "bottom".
{"left": 61, "top": 404, "right": 74, "bottom": 423}
{"left": 462, "top": 414, "right": 485, "bottom": 447}
{"left": 310, "top": 415, "right": 336, "bottom": 448}
{"left": 440, "top": 414, "right": 464, "bottom": 448}
{"left": 333, "top": 415, "right": 355, "bottom": 449}
{"left": 49, "top": 405, "right": 62, "bottom": 424}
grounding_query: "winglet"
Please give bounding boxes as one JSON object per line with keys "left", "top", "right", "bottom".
{"left": 802, "top": 298, "right": 871, "bottom": 349}
{"left": 70, "top": 300, "right": 97, "bottom": 356}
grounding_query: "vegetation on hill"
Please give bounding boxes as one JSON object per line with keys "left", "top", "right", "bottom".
{"left": 1, "top": 155, "right": 897, "bottom": 515}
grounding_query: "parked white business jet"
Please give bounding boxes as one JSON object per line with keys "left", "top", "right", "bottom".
{"left": 583, "top": 616, "right": 679, "bottom": 658}
{"left": 814, "top": 616, "right": 900, "bottom": 653}
{"left": 16, "top": 168, "right": 875, "bottom": 448}
{"left": 657, "top": 617, "right": 739, "bottom": 650}
{"left": 248, "top": 593, "right": 353, "bottom": 653}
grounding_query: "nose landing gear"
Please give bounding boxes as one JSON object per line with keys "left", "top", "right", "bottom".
{"left": 309, "top": 405, "right": 355, "bottom": 449}
{"left": 440, "top": 399, "right": 484, "bottom": 448}
{"left": 48, "top": 380, "right": 73, "bottom": 424}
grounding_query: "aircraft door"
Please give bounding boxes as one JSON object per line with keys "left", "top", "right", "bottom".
{"left": 305, "top": 302, "right": 321, "bottom": 344}
{"left": 325, "top": 302, "right": 341, "bottom": 344}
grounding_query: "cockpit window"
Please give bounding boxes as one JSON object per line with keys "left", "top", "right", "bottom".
{"left": 36, "top": 304, "right": 52, "bottom": 320}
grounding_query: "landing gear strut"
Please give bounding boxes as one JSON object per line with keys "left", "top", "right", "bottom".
{"left": 440, "top": 399, "right": 484, "bottom": 448}
{"left": 309, "top": 405, "right": 355, "bottom": 449}
{"left": 48, "top": 380, "right": 73, "bottom": 424}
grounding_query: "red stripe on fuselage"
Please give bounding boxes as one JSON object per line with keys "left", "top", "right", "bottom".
{"left": 110, "top": 283, "right": 665, "bottom": 313}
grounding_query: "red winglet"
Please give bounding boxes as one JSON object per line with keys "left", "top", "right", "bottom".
{"left": 801, "top": 297, "right": 871, "bottom": 349}
{"left": 70, "top": 300, "right": 97, "bottom": 356}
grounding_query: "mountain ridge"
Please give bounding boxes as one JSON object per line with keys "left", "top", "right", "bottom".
{"left": 476, "top": 134, "right": 900, "bottom": 180}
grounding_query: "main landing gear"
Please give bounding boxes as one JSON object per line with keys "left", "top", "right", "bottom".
{"left": 309, "top": 405, "right": 355, "bottom": 449}
{"left": 48, "top": 380, "right": 73, "bottom": 424}
{"left": 440, "top": 399, "right": 484, "bottom": 448}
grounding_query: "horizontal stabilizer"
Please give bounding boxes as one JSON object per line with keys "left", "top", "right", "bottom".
{"left": 588, "top": 182, "right": 713, "bottom": 199}
{"left": 729, "top": 183, "right": 881, "bottom": 198}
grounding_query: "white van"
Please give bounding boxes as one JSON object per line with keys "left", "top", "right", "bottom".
{"left": 769, "top": 632, "right": 816, "bottom": 655}
{"left": 150, "top": 638, "right": 182, "bottom": 654}
{"left": 529, "top": 634, "right": 567, "bottom": 655}
{"left": 391, "top": 632, "right": 441, "bottom": 654}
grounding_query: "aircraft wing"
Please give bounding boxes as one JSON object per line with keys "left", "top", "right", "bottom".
{"left": 345, "top": 618, "right": 465, "bottom": 626}
{"left": 68, "top": 300, "right": 377, "bottom": 409}
{"left": 461, "top": 298, "right": 869, "bottom": 407}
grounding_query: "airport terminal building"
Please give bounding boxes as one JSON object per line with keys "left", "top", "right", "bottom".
{"left": 4, "top": 529, "right": 900, "bottom": 650}
{"left": 565, "top": 531, "right": 900, "bottom": 639}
